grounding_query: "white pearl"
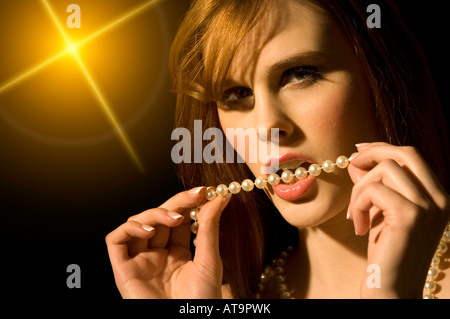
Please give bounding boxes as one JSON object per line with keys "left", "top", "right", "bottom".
{"left": 189, "top": 208, "right": 199, "bottom": 220}
{"left": 428, "top": 267, "right": 438, "bottom": 280}
{"left": 205, "top": 187, "right": 217, "bottom": 201}
{"left": 308, "top": 164, "right": 321, "bottom": 176}
{"left": 423, "top": 293, "right": 435, "bottom": 299}
{"left": 254, "top": 177, "right": 267, "bottom": 189}
{"left": 322, "top": 160, "right": 335, "bottom": 173}
{"left": 241, "top": 179, "right": 254, "bottom": 192}
{"left": 190, "top": 222, "right": 198, "bottom": 234}
{"left": 268, "top": 174, "right": 281, "bottom": 186}
{"left": 336, "top": 155, "right": 349, "bottom": 169}
{"left": 193, "top": 237, "right": 197, "bottom": 246}
{"left": 216, "top": 184, "right": 228, "bottom": 196}
{"left": 295, "top": 167, "right": 308, "bottom": 179}
{"left": 281, "top": 170, "right": 294, "bottom": 183}
{"left": 424, "top": 281, "right": 436, "bottom": 292}
{"left": 431, "top": 256, "right": 441, "bottom": 266}
{"left": 228, "top": 181, "right": 241, "bottom": 194}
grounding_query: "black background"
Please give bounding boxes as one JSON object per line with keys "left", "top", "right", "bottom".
{"left": 0, "top": 1, "right": 448, "bottom": 303}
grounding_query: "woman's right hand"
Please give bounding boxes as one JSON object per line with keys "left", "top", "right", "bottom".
{"left": 105, "top": 187, "right": 231, "bottom": 298}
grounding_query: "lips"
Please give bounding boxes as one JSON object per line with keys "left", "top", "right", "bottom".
{"left": 272, "top": 174, "right": 316, "bottom": 201}
{"left": 264, "top": 152, "right": 316, "bottom": 201}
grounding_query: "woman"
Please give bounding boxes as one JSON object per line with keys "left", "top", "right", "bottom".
{"left": 106, "top": 0, "right": 450, "bottom": 299}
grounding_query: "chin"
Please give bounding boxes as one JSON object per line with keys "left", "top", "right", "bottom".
{"left": 269, "top": 178, "right": 351, "bottom": 228}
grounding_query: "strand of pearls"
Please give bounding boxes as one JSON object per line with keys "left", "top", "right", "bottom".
{"left": 254, "top": 222, "right": 450, "bottom": 299}
{"left": 189, "top": 155, "right": 350, "bottom": 246}
{"left": 255, "top": 246, "right": 295, "bottom": 299}
{"left": 188, "top": 153, "right": 450, "bottom": 298}
{"left": 423, "top": 222, "right": 450, "bottom": 299}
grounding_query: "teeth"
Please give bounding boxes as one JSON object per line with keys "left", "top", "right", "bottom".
{"left": 279, "top": 160, "right": 304, "bottom": 171}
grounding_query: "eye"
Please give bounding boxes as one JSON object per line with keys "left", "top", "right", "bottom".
{"left": 281, "top": 66, "right": 321, "bottom": 87}
{"left": 219, "top": 86, "right": 254, "bottom": 109}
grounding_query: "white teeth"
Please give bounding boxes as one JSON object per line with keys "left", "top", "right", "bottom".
{"left": 278, "top": 160, "right": 304, "bottom": 171}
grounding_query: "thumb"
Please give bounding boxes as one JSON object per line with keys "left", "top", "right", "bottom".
{"left": 193, "top": 193, "right": 231, "bottom": 270}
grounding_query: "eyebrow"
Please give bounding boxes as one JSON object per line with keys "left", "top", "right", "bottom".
{"left": 268, "top": 51, "right": 328, "bottom": 74}
{"left": 220, "top": 51, "right": 328, "bottom": 93}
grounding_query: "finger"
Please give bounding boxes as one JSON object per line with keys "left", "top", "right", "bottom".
{"left": 106, "top": 220, "right": 156, "bottom": 264}
{"left": 159, "top": 186, "right": 207, "bottom": 213}
{"left": 350, "top": 143, "right": 448, "bottom": 209}
{"left": 193, "top": 193, "right": 232, "bottom": 270}
{"left": 128, "top": 208, "right": 185, "bottom": 249}
{"left": 350, "top": 182, "right": 417, "bottom": 236}
{"left": 348, "top": 159, "right": 432, "bottom": 221}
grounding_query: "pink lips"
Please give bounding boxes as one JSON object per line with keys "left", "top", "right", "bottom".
{"left": 264, "top": 152, "right": 316, "bottom": 201}
{"left": 272, "top": 174, "right": 316, "bottom": 201}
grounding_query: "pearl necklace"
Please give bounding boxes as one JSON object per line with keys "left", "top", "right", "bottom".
{"left": 189, "top": 155, "right": 351, "bottom": 246}
{"left": 254, "top": 223, "right": 450, "bottom": 299}
{"left": 187, "top": 154, "right": 450, "bottom": 298}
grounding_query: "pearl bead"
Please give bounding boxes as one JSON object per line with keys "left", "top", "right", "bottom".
{"left": 295, "top": 167, "right": 308, "bottom": 179}
{"left": 431, "top": 256, "right": 440, "bottom": 266}
{"left": 436, "top": 243, "right": 448, "bottom": 256}
{"left": 424, "top": 281, "right": 436, "bottom": 292}
{"left": 322, "top": 160, "right": 335, "bottom": 173}
{"left": 193, "top": 237, "right": 197, "bottom": 246}
{"left": 428, "top": 267, "right": 438, "bottom": 280}
{"left": 336, "top": 155, "right": 349, "bottom": 169}
{"left": 241, "top": 179, "right": 254, "bottom": 192}
{"left": 189, "top": 208, "right": 199, "bottom": 221}
{"left": 423, "top": 293, "right": 435, "bottom": 299}
{"left": 268, "top": 173, "right": 281, "bottom": 186}
{"left": 260, "top": 273, "right": 270, "bottom": 284}
{"left": 308, "top": 163, "right": 321, "bottom": 176}
{"left": 254, "top": 177, "right": 267, "bottom": 189}
{"left": 443, "top": 231, "right": 450, "bottom": 243}
{"left": 281, "top": 170, "right": 294, "bottom": 183}
{"left": 190, "top": 222, "right": 198, "bottom": 234}
{"left": 216, "top": 184, "right": 228, "bottom": 196}
{"left": 205, "top": 187, "right": 217, "bottom": 201}
{"left": 228, "top": 181, "right": 241, "bottom": 194}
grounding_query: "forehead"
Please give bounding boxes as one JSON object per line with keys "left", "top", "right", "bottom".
{"left": 227, "top": 0, "right": 334, "bottom": 83}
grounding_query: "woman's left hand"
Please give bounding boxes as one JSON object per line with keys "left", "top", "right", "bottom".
{"left": 347, "top": 142, "right": 450, "bottom": 298}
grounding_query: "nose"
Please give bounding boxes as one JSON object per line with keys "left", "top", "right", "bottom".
{"left": 253, "top": 91, "right": 294, "bottom": 146}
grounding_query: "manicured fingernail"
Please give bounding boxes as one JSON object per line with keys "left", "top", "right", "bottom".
{"left": 167, "top": 211, "right": 184, "bottom": 220}
{"left": 348, "top": 152, "right": 360, "bottom": 161}
{"left": 355, "top": 143, "right": 370, "bottom": 150}
{"left": 346, "top": 210, "right": 350, "bottom": 220}
{"left": 188, "top": 186, "right": 206, "bottom": 194}
{"left": 142, "top": 225, "right": 155, "bottom": 232}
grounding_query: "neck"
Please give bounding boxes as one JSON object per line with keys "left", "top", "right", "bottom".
{"left": 289, "top": 210, "right": 369, "bottom": 298}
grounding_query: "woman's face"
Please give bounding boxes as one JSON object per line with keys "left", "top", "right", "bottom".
{"left": 216, "top": 0, "right": 380, "bottom": 227}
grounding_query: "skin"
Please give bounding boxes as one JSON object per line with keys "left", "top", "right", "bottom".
{"left": 106, "top": 0, "right": 450, "bottom": 298}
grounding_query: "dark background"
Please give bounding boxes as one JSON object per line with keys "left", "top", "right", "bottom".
{"left": 0, "top": 1, "right": 448, "bottom": 301}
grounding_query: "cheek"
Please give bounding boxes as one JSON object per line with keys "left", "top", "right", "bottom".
{"left": 297, "top": 75, "right": 377, "bottom": 152}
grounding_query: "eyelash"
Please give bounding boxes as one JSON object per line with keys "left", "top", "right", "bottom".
{"left": 219, "top": 65, "right": 322, "bottom": 109}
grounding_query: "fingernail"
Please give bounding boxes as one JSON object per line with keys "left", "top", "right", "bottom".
{"left": 167, "top": 211, "right": 184, "bottom": 220}
{"left": 188, "top": 186, "right": 206, "bottom": 194}
{"left": 346, "top": 209, "right": 350, "bottom": 220}
{"left": 348, "top": 152, "right": 360, "bottom": 162}
{"left": 355, "top": 143, "right": 370, "bottom": 150}
{"left": 142, "top": 225, "right": 155, "bottom": 232}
